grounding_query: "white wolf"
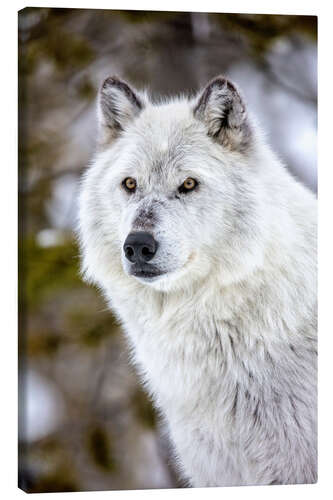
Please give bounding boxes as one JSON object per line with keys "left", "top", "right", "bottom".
{"left": 78, "top": 76, "right": 317, "bottom": 487}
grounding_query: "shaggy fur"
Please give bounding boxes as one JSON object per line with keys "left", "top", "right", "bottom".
{"left": 78, "top": 76, "right": 317, "bottom": 487}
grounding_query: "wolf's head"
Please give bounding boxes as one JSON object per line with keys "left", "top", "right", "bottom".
{"left": 79, "top": 76, "right": 272, "bottom": 293}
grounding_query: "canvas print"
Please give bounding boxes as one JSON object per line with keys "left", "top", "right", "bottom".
{"left": 18, "top": 8, "right": 317, "bottom": 492}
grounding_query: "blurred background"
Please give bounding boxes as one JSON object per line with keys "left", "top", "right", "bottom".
{"left": 18, "top": 8, "right": 317, "bottom": 493}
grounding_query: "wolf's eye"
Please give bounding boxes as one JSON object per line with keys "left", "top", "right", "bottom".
{"left": 122, "top": 177, "right": 137, "bottom": 193}
{"left": 178, "top": 178, "right": 198, "bottom": 194}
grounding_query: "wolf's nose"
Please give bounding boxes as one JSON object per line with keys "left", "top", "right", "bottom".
{"left": 123, "top": 232, "right": 158, "bottom": 263}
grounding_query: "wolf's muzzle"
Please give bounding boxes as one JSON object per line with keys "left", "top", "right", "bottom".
{"left": 123, "top": 232, "right": 158, "bottom": 264}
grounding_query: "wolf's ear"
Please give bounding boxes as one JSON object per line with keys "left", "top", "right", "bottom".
{"left": 98, "top": 76, "right": 145, "bottom": 145}
{"left": 193, "top": 76, "right": 251, "bottom": 152}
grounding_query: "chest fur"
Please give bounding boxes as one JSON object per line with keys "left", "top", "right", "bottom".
{"left": 107, "top": 276, "right": 316, "bottom": 486}
{"left": 115, "top": 283, "right": 315, "bottom": 417}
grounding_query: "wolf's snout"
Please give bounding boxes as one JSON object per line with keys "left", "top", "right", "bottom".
{"left": 123, "top": 232, "right": 158, "bottom": 264}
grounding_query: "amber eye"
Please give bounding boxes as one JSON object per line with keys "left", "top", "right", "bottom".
{"left": 178, "top": 177, "right": 198, "bottom": 194}
{"left": 122, "top": 177, "right": 137, "bottom": 192}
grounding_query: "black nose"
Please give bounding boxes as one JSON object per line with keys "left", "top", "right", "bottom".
{"left": 123, "top": 232, "right": 158, "bottom": 263}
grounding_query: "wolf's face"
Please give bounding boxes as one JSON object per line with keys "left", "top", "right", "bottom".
{"left": 80, "top": 77, "right": 269, "bottom": 292}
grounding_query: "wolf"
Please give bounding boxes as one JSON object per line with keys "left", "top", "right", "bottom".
{"left": 78, "top": 75, "right": 317, "bottom": 487}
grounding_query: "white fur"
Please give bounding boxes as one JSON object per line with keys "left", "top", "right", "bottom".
{"left": 78, "top": 77, "right": 317, "bottom": 487}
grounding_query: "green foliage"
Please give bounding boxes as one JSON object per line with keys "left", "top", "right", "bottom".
{"left": 218, "top": 14, "right": 317, "bottom": 54}
{"left": 21, "top": 436, "right": 80, "bottom": 493}
{"left": 116, "top": 9, "right": 179, "bottom": 24}
{"left": 77, "top": 78, "right": 95, "bottom": 101}
{"left": 87, "top": 425, "right": 116, "bottom": 471}
{"left": 19, "top": 8, "right": 95, "bottom": 74}
{"left": 36, "top": 31, "right": 94, "bottom": 71}
{"left": 28, "top": 331, "right": 63, "bottom": 357}
{"left": 21, "top": 237, "right": 82, "bottom": 310}
{"left": 66, "top": 306, "right": 118, "bottom": 347}
{"left": 132, "top": 387, "right": 157, "bottom": 430}
{"left": 28, "top": 470, "right": 79, "bottom": 493}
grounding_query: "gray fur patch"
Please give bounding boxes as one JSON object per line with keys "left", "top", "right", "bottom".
{"left": 132, "top": 202, "right": 159, "bottom": 231}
